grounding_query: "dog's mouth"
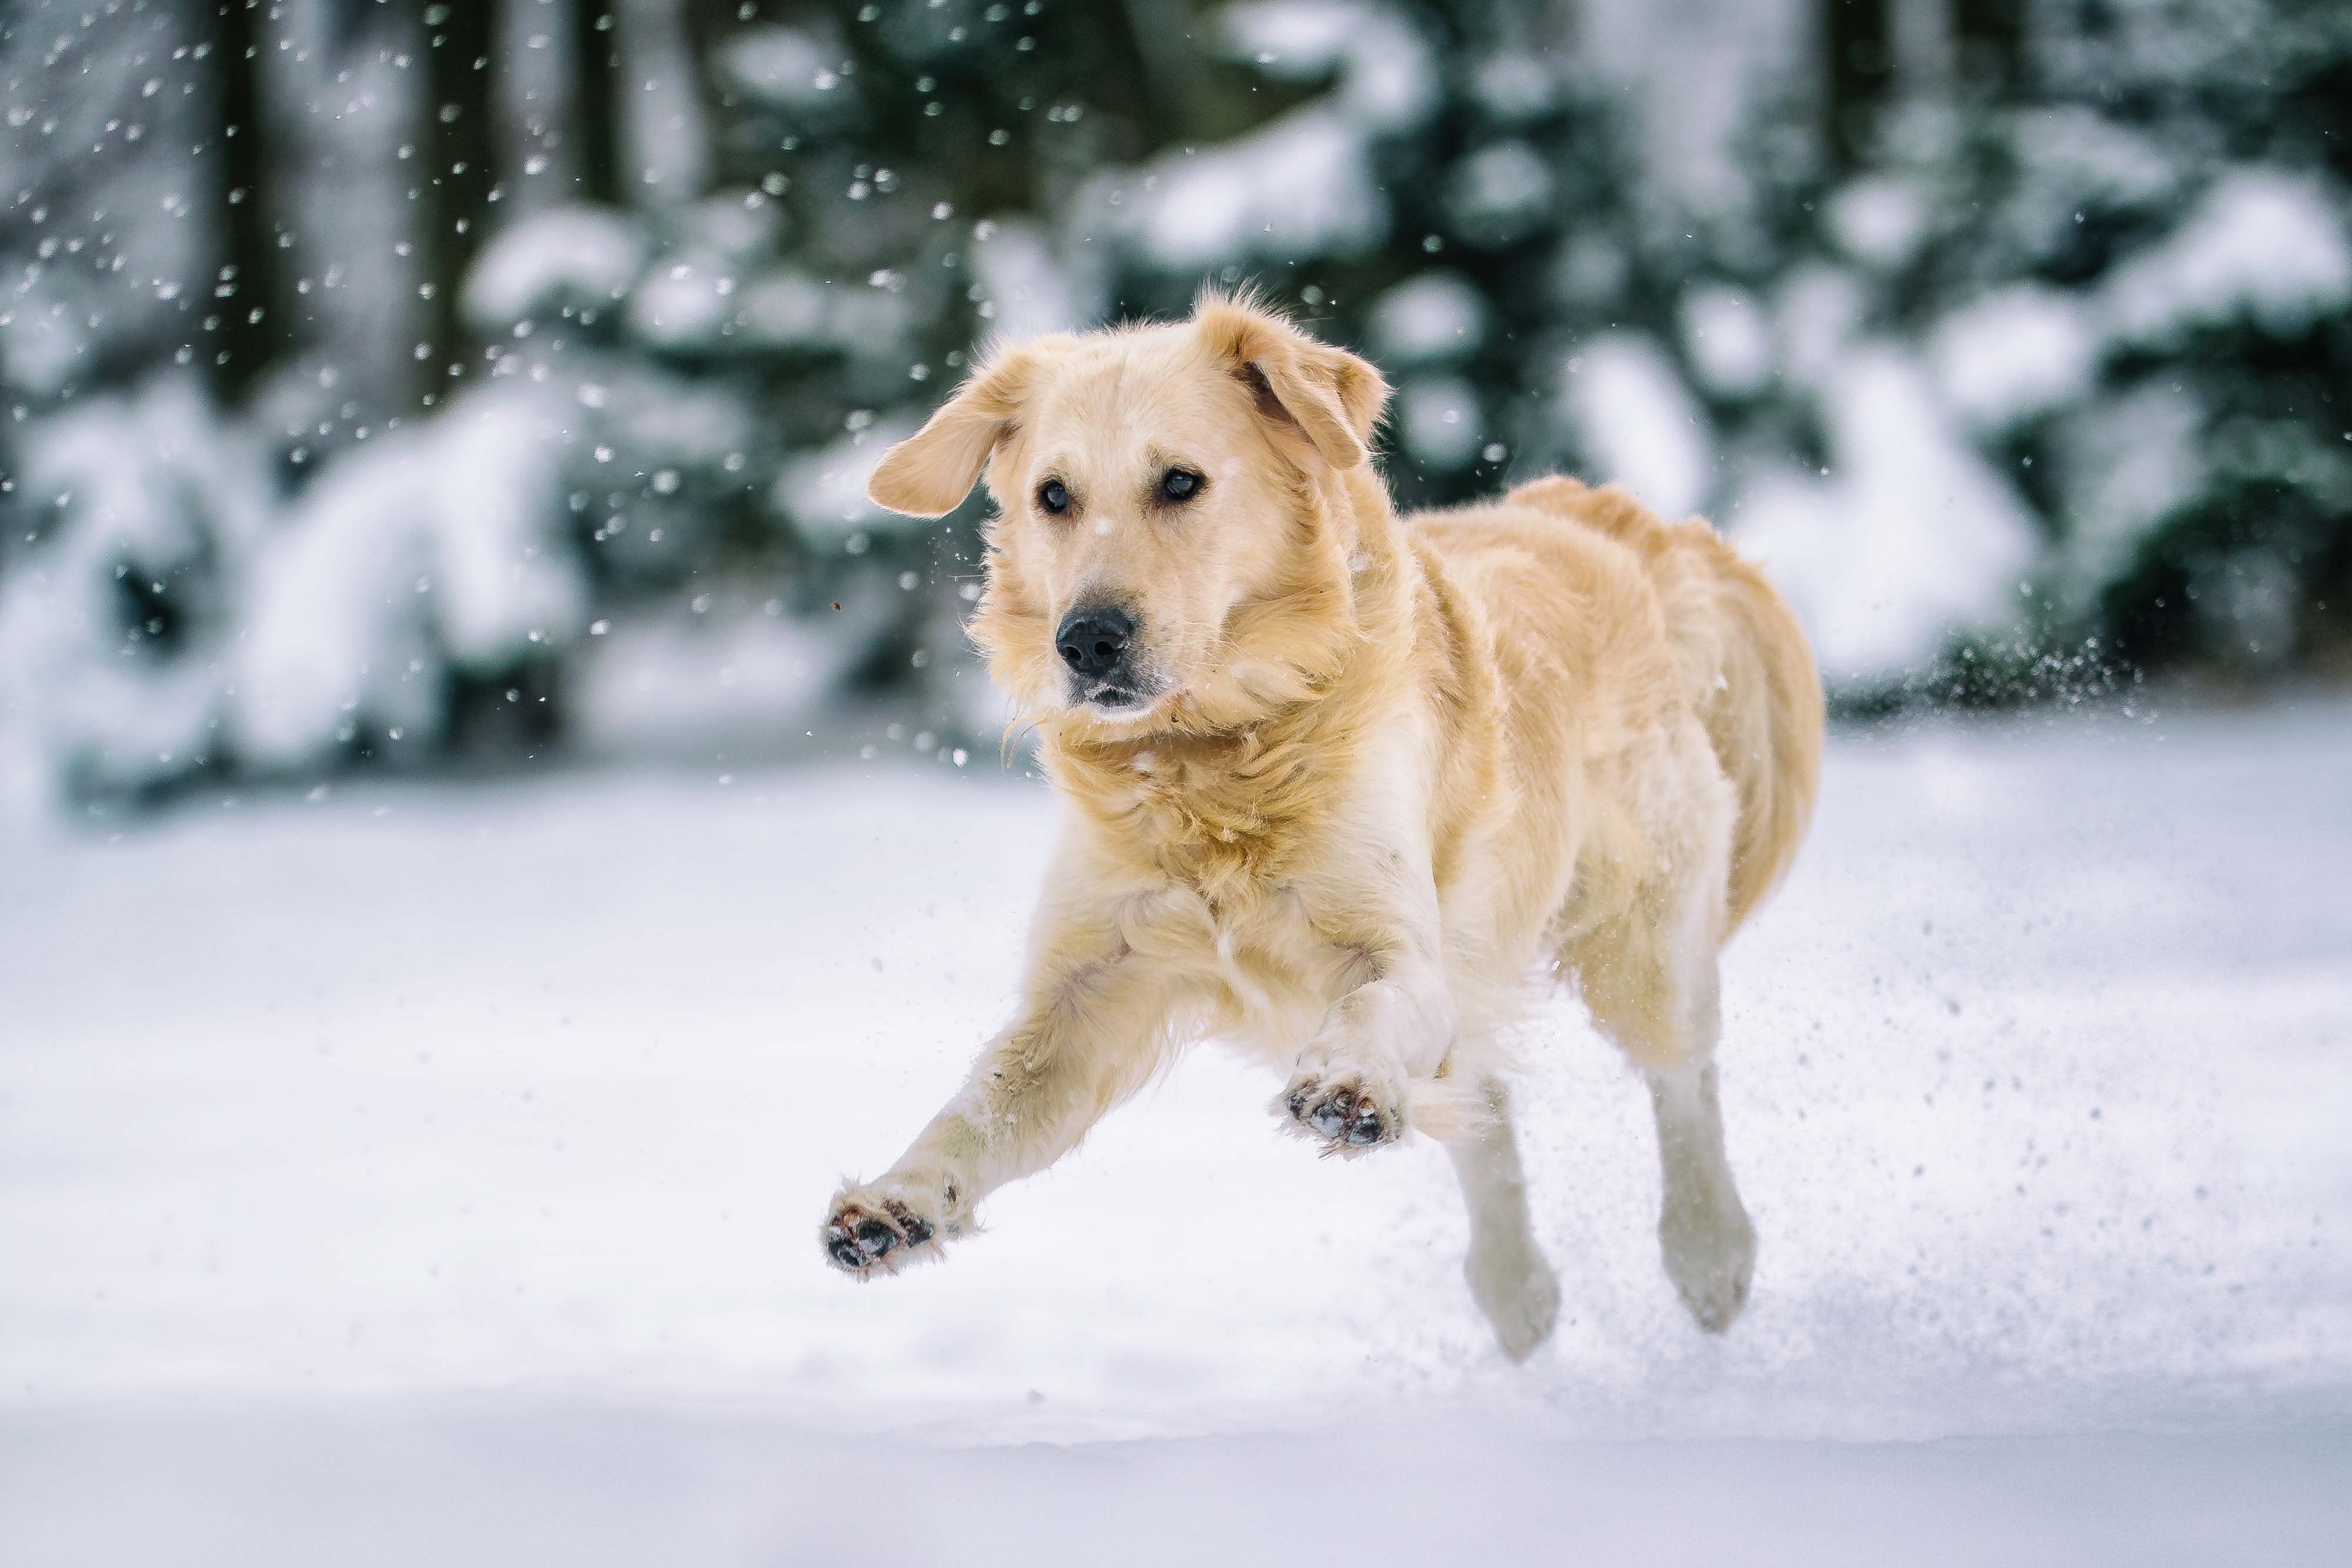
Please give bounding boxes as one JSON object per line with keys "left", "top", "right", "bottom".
{"left": 1071, "top": 676, "right": 1171, "bottom": 723}
{"left": 1083, "top": 680, "right": 1146, "bottom": 709}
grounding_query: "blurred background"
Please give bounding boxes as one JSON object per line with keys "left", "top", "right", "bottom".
{"left": 3, "top": 0, "right": 2348, "bottom": 817}
{"left": 4, "top": 4, "right": 2350, "bottom": 1563}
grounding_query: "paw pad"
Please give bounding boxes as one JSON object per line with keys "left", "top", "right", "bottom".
{"left": 1281, "top": 1073, "right": 1402, "bottom": 1153}
{"left": 822, "top": 1193, "right": 940, "bottom": 1276}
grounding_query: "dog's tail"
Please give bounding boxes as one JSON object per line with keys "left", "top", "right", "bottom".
{"left": 1693, "top": 531, "right": 1825, "bottom": 930}
{"left": 1509, "top": 477, "right": 1825, "bottom": 931}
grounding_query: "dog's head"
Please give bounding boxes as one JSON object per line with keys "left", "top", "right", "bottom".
{"left": 866, "top": 293, "right": 1388, "bottom": 735}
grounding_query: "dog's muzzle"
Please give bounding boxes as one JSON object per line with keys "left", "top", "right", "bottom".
{"left": 1055, "top": 605, "right": 1149, "bottom": 709}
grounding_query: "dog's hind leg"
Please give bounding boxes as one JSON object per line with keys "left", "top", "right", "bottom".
{"left": 1444, "top": 1079, "right": 1560, "bottom": 1361}
{"left": 1643, "top": 1050, "right": 1753, "bottom": 1334}
{"left": 1580, "top": 915, "right": 1757, "bottom": 1332}
{"left": 1571, "top": 744, "right": 1756, "bottom": 1333}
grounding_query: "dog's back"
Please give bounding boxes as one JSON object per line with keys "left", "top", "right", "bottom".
{"left": 1417, "top": 475, "right": 1823, "bottom": 936}
{"left": 1515, "top": 477, "right": 1823, "bottom": 929}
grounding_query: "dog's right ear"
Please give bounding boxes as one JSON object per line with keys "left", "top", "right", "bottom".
{"left": 1194, "top": 292, "right": 1387, "bottom": 471}
{"left": 867, "top": 349, "right": 1038, "bottom": 517}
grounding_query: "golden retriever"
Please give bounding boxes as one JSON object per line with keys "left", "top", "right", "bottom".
{"left": 821, "top": 293, "right": 1822, "bottom": 1358}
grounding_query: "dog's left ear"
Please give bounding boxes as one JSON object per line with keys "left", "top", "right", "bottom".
{"left": 1195, "top": 294, "right": 1388, "bottom": 470}
{"left": 867, "top": 347, "right": 1040, "bottom": 517}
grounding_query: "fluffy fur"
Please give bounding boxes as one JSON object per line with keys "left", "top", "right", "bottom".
{"left": 821, "top": 294, "right": 1823, "bottom": 1356}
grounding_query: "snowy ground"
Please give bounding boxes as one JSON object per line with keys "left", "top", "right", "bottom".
{"left": 3, "top": 698, "right": 2348, "bottom": 1562}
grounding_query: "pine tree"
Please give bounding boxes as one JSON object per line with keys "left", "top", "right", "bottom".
{"left": 565, "top": 0, "right": 1180, "bottom": 724}
{"left": 1093, "top": 0, "right": 1672, "bottom": 513}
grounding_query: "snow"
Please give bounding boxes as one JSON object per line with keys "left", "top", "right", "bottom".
{"left": 1221, "top": 0, "right": 1437, "bottom": 131}
{"left": 734, "top": 269, "right": 910, "bottom": 355}
{"left": 1929, "top": 284, "right": 2099, "bottom": 432}
{"left": 1564, "top": 332, "right": 1715, "bottom": 520}
{"left": 2, "top": 698, "right": 2346, "bottom": 1554}
{"left": 1828, "top": 176, "right": 1930, "bottom": 272}
{"left": 719, "top": 25, "right": 858, "bottom": 121}
{"left": 772, "top": 414, "right": 927, "bottom": 543}
{"left": 1773, "top": 263, "right": 1869, "bottom": 389}
{"left": 1469, "top": 52, "right": 1558, "bottom": 125}
{"left": 624, "top": 256, "right": 737, "bottom": 350}
{"left": 0, "top": 279, "right": 93, "bottom": 399}
{"left": 1367, "top": 271, "right": 1487, "bottom": 365}
{"left": 461, "top": 206, "right": 647, "bottom": 333}
{"left": 2002, "top": 106, "right": 2182, "bottom": 236}
{"left": 1394, "top": 373, "right": 1482, "bottom": 469}
{"left": 672, "top": 194, "right": 787, "bottom": 265}
{"left": 1110, "top": 109, "right": 1390, "bottom": 272}
{"left": 1573, "top": 0, "right": 1811, "bottom": 207}
{"left": 1732, "top": 346, "right": 2041, "bottom": 687}
{"left": 0, "top": 380, "right": 265, "bottom": 805}
{"left": 567, "top": 604, "right": 866, "bottom": 763}
{"left": 969, "top": 219, "right": 1088, "bottom": 344}
{"left": 1085, "top": 1, "right": 1434, "bottom": 272}
{"left": 1679, "top": 283, "right": 1774, "bottom": 399}
{"left": 1445, "top": 139, "right": 1555, "bottom": 249}
{"left": 7, "top": 1417, "right": 2346, "bottom": 1567}
{"left": 229, "top": 385, "right": 586, "bottom": 771}
{"left": 2102, "top": 169, "right": 2352, "bottom": 346}
{"left": 2049, "top": 384, "right": 2207, "bottom": 608}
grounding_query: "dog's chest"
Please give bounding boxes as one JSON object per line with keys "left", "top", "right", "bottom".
{"left": 1138, "top": 879, "right": 1345, "bottom": 1049}
{"left": 1060, "top": 733, "right": 1336, "bottom": 902}
{"left": 1068, "top": 746, "right": 1355, "bottom": 1041}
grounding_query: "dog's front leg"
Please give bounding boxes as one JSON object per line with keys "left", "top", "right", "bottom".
{"left": 821, "top": 933, "right": 1181, "bottom": 1278}
{"left": 1277, "top": 910, "right": 1458, "bottom": 1155}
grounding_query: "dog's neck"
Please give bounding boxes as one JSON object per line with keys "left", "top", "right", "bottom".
{"left": 1035, "top": 466, "right": 1418, "bottom": 905}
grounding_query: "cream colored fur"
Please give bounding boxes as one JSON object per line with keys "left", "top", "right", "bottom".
{"left": 821, "top": 294, "right": 1823, "bottom": 1355}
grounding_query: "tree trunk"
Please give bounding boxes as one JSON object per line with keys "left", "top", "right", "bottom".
{"left": 421, "top": 0, "right": 501, "bottom": 406}
{"left": 206, "top": 0, "right": 298, "bottom": 407}
{"left": 570, "top": 0, "right": 629, "bottom": 206}
{"left": 1953, "top": 0, "right": 2027, "bottom": 99}
{"left": 1823, "top": 0, "right": 1895, "bottom": 169}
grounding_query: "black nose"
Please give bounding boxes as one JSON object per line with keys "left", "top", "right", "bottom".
{"left": 1055, "top": 606, "right": 1134, "bottom": 678}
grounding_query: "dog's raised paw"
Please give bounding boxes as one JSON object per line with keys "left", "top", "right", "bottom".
{"left": 1278, "top": 1071, "right": 1404, "bottom": 1155}
{"left": 820, "top": 1186, "right": 943, "bottom": 1278}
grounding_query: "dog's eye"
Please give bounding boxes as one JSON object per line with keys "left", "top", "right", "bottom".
{"left": 1036, "top": 479, "right": 1070, "bottom": 516}
{"left": 1158, "top": 467, "right": 1204, "bottom": 504}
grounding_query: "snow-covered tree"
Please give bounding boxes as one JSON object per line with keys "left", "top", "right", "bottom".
{"left": 1077, "top": 0, "right": 2350, "bottom": 701}
{"left": 3, "top": 0, "right": 2347, "bottom": 817}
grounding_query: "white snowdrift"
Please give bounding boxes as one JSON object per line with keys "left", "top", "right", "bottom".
{"left": 228, "top": 386, "right": 587, "bottom": 770}
{"left": 5, "top": 704, "right": 2344, "bottom": 1445}
{"left": 0, "top": 381, "right": 265, "bottom": 811}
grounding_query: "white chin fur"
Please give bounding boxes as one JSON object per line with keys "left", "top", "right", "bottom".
{"left": 1075, "top": 690, "right": 1171, "bottom": 727}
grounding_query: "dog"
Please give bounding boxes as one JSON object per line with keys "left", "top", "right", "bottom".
{"left": 820, "top": 293, "right": 1822, "bottom": 1358}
